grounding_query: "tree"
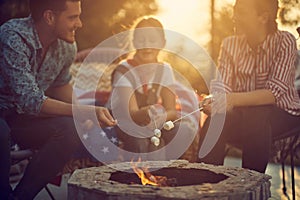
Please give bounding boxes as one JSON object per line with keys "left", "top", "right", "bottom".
{"left": 0, "top": 0, "right": 157, "bottom": 50}
{"left": 77, "top": 0, "right": 158, "bottom": 50}
{"left": 279, "top": 0, "right": 300, "bottom": 26}
{"left": 210, "top": 3, "right": 234, "bottom": 63}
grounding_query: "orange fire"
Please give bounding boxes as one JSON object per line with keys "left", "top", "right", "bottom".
{"left": 131, "top": 158, "right": 168, "bottom": 186}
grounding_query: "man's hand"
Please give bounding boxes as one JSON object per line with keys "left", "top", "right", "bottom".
{"left": 95, "top": 107, "right": 117, "bottom": 127}
{"left": 82, "top": 119, "right": 94, "bottom": 130}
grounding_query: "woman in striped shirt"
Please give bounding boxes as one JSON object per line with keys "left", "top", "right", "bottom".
{"left": 199, "top": 0, "right": 300, "bottom": 173}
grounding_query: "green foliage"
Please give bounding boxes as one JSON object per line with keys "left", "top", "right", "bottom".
{"left": 211, "top": 4, "right": 234, "bottom": 63}
{"left": 77, "top": 0, "right": 158, "bottom": 50}
{"left": 160, "top": 51, "right": 209, "bottom": 95}
{"left": 278, "top": 0, "right": 300, "bottom": 26}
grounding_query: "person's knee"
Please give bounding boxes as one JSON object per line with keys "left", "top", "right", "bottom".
{"left": 52, "top": 117, "right": 77, "bottom": 134}
{"left": 52, "top": 117, "right": 81, "bottom": 148}
{"left": 241, "top": 105, "right": 272, "bottom": 120}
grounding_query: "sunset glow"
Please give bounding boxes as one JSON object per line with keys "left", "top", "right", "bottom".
{"left": 156, "top": 0, "right": 210, "bottom": 46}
{"left": 156, "top": 0, "right": 298, "bottom": 48}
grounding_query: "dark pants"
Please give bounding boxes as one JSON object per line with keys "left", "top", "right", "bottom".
{"left": 0, "top": 118, "right": 11, "bottom": 200}
{"left": 5, "top": 114, "right": 81, "bottom": 200}
{"left": 199, "top": 105, "right": 300, "bottom": 173}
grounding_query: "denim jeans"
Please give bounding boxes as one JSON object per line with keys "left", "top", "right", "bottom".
{"left": 5, "top": 114, "right": 81, "bottom": 200}
{"left": 199, "top": 105, "right": 300, "bottom": 173}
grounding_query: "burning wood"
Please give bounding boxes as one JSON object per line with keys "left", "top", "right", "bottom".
{"left": 130, "top": 159, "right": 177, "bottom": 187}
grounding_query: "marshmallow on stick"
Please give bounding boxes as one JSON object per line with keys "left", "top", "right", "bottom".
{"left": 154, "top": 129, "right": 161, "bottom": 138}
{"left": 151, "top": 136, "right": 160, "bottom": 146}
{"left": 163, "top": 121, "right": 174, "bottom": 131}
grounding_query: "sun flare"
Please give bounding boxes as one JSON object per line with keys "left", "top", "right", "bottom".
{"left": 156, "top": 0, "right": 210, "bottom": 45}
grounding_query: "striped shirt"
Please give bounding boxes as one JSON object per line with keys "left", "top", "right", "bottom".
{"left": 211, "top": 30, "right": 300, "bottom": 115}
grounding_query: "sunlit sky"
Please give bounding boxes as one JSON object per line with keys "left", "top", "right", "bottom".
{"left": 156, "top": 0, "right": 211, "bottom": 48}
{"left": 157, "top": 0, "right": 211, "bottom": 46}
{"left": 156, "top": 0, "right": 299, "bottom": 50}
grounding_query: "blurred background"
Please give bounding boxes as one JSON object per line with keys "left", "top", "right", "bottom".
{"left": 0, "top": 0, "right": 299, "bottom": 94}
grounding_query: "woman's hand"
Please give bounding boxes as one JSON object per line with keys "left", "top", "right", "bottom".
{"left": 202, "top": 93, "right": 234, "bottom": 116}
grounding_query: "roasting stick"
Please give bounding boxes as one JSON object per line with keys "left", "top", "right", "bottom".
{"left": 153, "top": 116, "right": 158, "bottom": 129}
{"left": 150, "top": 110, "right": 162, "bottom": 146}
{"left": 172, "top": 106, "right": 204, "bottom": 124}
{"left": 151, "top": 95, "right": 211, "bottom": 145}
{"left": 163, "top": 94, "right": 214, "bottom": 131}
{"left": 162, "top": 106, "right": 203, "bottom": 131}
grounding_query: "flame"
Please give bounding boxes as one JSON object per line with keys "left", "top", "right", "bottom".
{"left": 131, "top": 158, "right": 169, "bottom": 186}
{"left": 131, "top": 158, "right": 158, "bottom": 186}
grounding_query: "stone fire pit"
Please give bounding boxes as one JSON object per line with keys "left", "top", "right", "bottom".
{"left": 68, "top": 160, "right": 271, "bottom": 200}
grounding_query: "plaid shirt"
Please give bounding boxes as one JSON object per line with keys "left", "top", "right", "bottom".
{"left": 211, "top": 30, "right": 300, "bottom": 115}
{"left": 0, "top": 16, "right": 76, "bottom": 115}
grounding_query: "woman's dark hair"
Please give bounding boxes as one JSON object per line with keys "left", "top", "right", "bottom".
{"left": 254, "top": 0, "right": 279, "bottom": 33}
{"left": 29, "top": 0, "right": 80, "bottom": 22}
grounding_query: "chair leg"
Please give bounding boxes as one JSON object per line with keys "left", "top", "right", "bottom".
{"left": 45, "top": 185, "right": 56, "bottom": 200}
{"left": 290, "top": 150, "right": 295, "bottom": 200}
{"left": 281, "top": 161, "right": 287, "bottom": 196}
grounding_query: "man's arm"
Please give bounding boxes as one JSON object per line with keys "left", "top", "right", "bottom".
{"left": 45, "top": 83, "right": 74, "bottom": 104}
{"left": 41, "top": 97, "right": 116, "bottom": 127}
{"left": 0, "top": 28, "right": 116, "bottom": 126}
{"left": 44, "top": 83, "right": 116, "bottom": 127}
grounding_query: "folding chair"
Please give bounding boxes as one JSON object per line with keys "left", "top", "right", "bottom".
{"left": 225, "top": 126, "right": 300, "bottom": 200}
{"left": 272, "top": 126, "right": 300, "bottom": 200}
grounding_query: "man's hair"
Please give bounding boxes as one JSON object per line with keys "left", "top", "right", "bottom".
{"left": 29, "top": 0, "right": 80, "bottom": 22}
{"left": 254, "top": 0, "right": 279, "bottom": 33}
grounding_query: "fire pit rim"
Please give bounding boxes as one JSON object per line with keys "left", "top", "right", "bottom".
{"left": 68, "top": 160, "right": 271, "bottom": 199}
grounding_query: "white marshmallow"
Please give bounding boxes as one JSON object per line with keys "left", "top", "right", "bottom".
{"left": 151, "top": 136, "right": 160, "bottom": 147}
{"left": 154, "top": 129, "right": 161, "bottom": 138}
{"left": 163, "top": 121, "right": 174, "bottom": 130}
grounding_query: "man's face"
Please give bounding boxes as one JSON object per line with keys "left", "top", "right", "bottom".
{"left": 233, "top": 0, "right": 261, "bottom": 36}
{"left": 53, "top": 1, "right": 82, "bottom": 43}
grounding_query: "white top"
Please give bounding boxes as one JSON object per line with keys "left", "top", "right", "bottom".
{"left": 112, "top": 60, "right": 174, "bottom": 89}
{"left": 106, "top": 60, "right": 175, "bottom": 110}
